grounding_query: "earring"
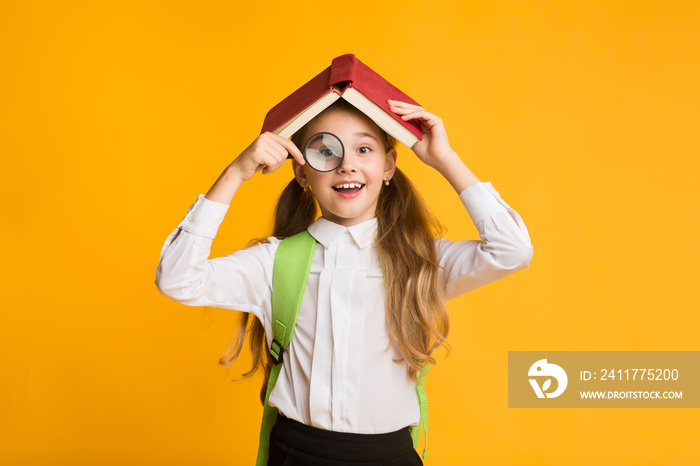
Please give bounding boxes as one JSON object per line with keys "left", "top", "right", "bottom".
{"left": 384, "top": 179, "right": 390, "bottom": 186}
{"left": 303, "top": 186, "right": 307, "bottom": 192}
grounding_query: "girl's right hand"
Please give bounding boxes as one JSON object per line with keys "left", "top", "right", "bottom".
{"left": 229, "top": 132, "right": 305, "bottom": 183}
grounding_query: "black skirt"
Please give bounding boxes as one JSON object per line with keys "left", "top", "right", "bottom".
{"left": 267, "top": 414, "right": 424, "bottom": 466}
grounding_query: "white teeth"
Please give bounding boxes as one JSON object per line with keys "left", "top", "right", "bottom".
{"left": 343, "top": 183, "right": 350, "bottom": 188}
{"left": 335, "top": 182, "right": 363, "bottom": 189}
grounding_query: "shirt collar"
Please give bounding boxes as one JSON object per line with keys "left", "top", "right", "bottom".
{"left": 307, "top": 216, "right": 378, "bottom": 250}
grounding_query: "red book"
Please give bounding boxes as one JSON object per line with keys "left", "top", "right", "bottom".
{"left": 260, "top": 54, "right": 423, "bottom": 148}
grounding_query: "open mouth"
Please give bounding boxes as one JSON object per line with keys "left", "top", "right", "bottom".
{"left": 332, "top": 182, "right": 365, "bottom": 194}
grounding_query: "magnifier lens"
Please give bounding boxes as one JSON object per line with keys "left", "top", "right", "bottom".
{"left": 304, "top": 133, "right": 344, "bottom": 172}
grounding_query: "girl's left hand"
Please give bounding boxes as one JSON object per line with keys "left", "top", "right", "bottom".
{"left": 387, "top": 99, "right": 457, "bottom": 169}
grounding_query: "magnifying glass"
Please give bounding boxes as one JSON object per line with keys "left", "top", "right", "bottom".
{"left": 287, "top": 132, "right": 345, "bottom": 172}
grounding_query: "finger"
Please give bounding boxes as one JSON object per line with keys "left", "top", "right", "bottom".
{"left": 400, "top": 109, "right": 440, "bottom": 124}
{"left": 387, "top": 99, "right": 419, "bottom": 107}
{"left": 268, "top": 132, "right": 305, "bottom": 165}
{"left": 258, "top": 133, "right": 285, "bottom": 160}
{"left": 261, "top": 163, "right": 278, "bottom": 175}
{"left": 258, "top": 132, "right": 293, "bottom": 160}
{"left": 388, "top": 104, "right": 413, "bottom": 113}
{"left": 390, "top": 104, "right": 427, "bottom": 116}
{"left": 261, "top": 137, "right": 289, "bottom": 164}
{"left": 259, "top": 153, "right": 284, "bottom": 175}
{"left": 258, "top": 154, "right": 272, "bottom": 175}
{"left": 387, "top": 99, "right": 424, "bottom": 110}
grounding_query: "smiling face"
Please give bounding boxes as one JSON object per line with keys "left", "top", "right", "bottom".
{"left": 292, "top": 109, "right": 397, "bottom": 227}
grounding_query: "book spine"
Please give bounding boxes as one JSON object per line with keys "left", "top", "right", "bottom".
{"left": 330, "top": 54, "right": 422, "bottom": 141}
{"left": 329, "top": 54, "right": 357, "bottom": 86}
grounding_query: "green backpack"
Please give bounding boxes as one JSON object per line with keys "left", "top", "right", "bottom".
{"left": 255, "top": 231, "right": 429, "bottom": 465}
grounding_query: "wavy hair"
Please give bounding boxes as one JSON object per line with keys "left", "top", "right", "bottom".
{"left": 220, "top": 99, "right": 450, "bottom": 404}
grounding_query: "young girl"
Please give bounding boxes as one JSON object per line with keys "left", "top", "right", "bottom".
{"left": 155, "top": 98, "right": 533, "bottom": 465}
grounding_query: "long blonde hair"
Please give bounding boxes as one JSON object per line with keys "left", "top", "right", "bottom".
{"left": 220, "top": 99, "right": 450, "bottom": 404}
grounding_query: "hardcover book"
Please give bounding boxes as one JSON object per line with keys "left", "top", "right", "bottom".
{"left": 260, "top": 54, "right": 423, "bottom": 148}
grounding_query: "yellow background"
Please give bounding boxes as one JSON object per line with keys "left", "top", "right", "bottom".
{"left": 2, "top": 1, "right": 699, "bottom": 464}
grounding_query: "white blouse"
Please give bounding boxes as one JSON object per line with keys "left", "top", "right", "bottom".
{"left": 155, "top": 181, "right": 533, "bottom": 434}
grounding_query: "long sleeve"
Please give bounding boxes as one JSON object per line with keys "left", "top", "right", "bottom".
{"left": 154, "top": 184, "right": 533, "bottom": 435}
{"left": 438, "top": 181, "right": 533, "bottom": 300}
{"left": 154, "top": 194, "right": 279, "bottom": 327}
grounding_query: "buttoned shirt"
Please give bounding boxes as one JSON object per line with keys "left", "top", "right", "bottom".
{"left": 155, "top": 181, "right": 533, "bottom": 433}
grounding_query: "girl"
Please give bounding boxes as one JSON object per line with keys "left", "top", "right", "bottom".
{"left": 155, "top": 98, "right": 533, "bottom": 465}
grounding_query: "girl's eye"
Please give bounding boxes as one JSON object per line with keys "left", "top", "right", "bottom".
{"left": 357, "top": 146, "right": 372, "bottom": 155}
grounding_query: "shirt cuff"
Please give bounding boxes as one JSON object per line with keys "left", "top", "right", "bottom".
{"left": 458, "top": 181, "right": 508, "bottom": 225}
{"left": 178, "top": 194, "right": 230, "bottom": 239}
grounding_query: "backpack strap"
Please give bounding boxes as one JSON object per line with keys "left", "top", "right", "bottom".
{"left": 255, "top": 231, "right": 316, "bottom": 466}
{"left": 409, "top": 363, "right": 430, "bottom": 459}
